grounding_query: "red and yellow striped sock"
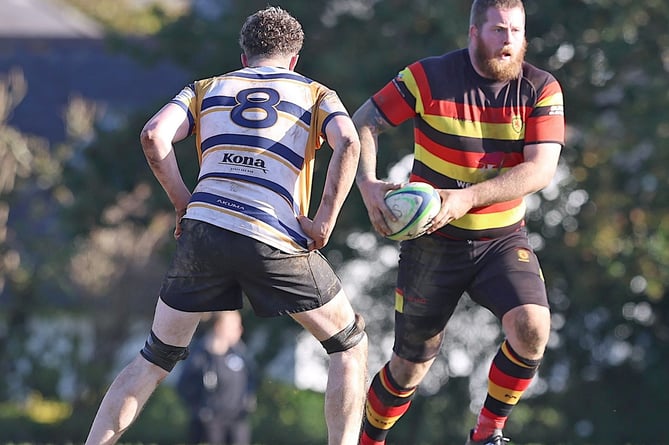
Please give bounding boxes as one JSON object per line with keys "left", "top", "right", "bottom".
{"left": 471, "top": 340, "right": 541, "bottom": 441}
{"left": 359, "top": 362, "right": 416, "bottom": 445}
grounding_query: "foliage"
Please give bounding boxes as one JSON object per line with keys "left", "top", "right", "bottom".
{"left": 63, "top": 0, "right": 187, "bottom": 36}
{"left": 2, "top": 0, "right": 669, "bottom": 444}
{"left": 120, "top": 385, "right": 189, "bottom": 444}
{"left": 251, "top": 380, "right": 328, "bottom": 445}
{"left": 0, "top": 68, "right": 82, "bottom": 403}
{"left": 0, "top": 386, "right": 187, "bottom": 444}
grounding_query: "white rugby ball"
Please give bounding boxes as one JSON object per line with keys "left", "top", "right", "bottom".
{"left": 383, "top": 182, "right": 441, "bottom": 241}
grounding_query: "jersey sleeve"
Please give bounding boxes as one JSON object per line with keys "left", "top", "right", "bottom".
{"left": 525, "top": 76, "right": 565, "bottom": 146}
{"left": 314, "top": 87, "right": 350, "bottom": 147}
{"left": 371, "top": 66, "right": 418, "bottom": 126}
{"left": 169, "top": 82, "right": 197, "bottom": 136}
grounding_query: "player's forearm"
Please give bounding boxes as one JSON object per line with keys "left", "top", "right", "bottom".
{"left": 468, "top": 161, "right": 552, "bottom": 208}
{"left": 141, "top": 139, "right": 191, "bottom": 211}
{"left": 352, "top": 100, "right": 389, "bottom": 184}
{"left": 355, "top": 131, "right": 380, "bottom": 185}
{"left": 317, "top": 135, "right": 359, "bottom": 225}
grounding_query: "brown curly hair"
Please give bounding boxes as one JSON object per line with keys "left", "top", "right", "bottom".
{"left": 239, "top": 7, "right": 304, "bottom": 59}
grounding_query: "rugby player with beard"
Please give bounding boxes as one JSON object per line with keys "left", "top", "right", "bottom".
{"left": 352, "top": 1, "right": 565, "bottom": 444}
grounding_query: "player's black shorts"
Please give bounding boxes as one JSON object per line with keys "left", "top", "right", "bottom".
{"left": 159, "top": 219, "right": 343, "bottom": 317}
{"left": 393, "top": 230, "right": 549, "bottom": 361}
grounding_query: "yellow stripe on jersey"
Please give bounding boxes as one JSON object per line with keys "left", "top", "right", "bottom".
{"left": 423, "top": 114, "right": 526, "bottom": 141}
{"left": 414, "top": 142, "right": 503, "bottom": 183}
{"left": 399, "top": 68, "right": 425, "bottom": 115}
{"left": 449, "top": 203, "right": 527, "bottom": 230}
{"left": 537, "top": 92, "right": 564, "bottom": 107}
{"left": 400, "top": 66, "right": 527, "bottom": 141}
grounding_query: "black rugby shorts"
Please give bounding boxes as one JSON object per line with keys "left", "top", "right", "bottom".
{"left": 395, "top": 230, "right": 549, "bottom": 336}
{"left": 159, "top": 219, "right": 342, "bottom": 317}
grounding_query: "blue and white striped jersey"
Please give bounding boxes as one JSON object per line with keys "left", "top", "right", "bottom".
{"left": 170, "top": 66, "right": 350, "bottom": 253}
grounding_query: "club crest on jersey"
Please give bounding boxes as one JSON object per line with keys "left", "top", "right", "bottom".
{"left": 517, "top": 248, "right": 530, "bottom": 263}
{"left": 511, "top": 114, "right": 524, "bottom": 134}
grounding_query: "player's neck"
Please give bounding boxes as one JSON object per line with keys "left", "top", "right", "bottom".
{"left": 242, "top": 53, "right": 298, "bottom": 70}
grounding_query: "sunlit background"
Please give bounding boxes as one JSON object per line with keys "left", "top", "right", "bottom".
{"left": 1, "top": 0, "right": 667, "bottom": 444}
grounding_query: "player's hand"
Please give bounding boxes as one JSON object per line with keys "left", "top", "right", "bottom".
{"left": 426, "top": 188, "right": 475, "bottom": 234}
{"left": 357, "top": 178, "right": 401, "bottom": 237}
{"left": 298, "top": 215, "right": 332, "bottom": 250}
{"left": 173, "top": 207, "right": 187, "bottom": 239}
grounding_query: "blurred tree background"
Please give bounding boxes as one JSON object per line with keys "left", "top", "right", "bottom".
{"left": 0, "top": 0, "right": 667, "bottom": 444}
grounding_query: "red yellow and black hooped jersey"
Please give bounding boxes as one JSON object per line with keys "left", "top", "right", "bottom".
{"left": 372, "top": 48, "right": 565, "bottom": 240}
{"left": 170, "top": 66, "right": 350, "bottom": 253}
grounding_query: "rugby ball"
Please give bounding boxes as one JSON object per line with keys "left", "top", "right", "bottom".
{"left": 383, "top": 182, "right": 441, "bottom": 241}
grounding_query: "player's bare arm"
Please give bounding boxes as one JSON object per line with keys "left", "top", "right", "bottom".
{"left": 352, "top": 99, "right": 393, "bottom": 184}
{"left": 427, "top": 142, "right": 562, "bottom": 233}
{"left": 352, "top": 99, "right": 399, "bottom": 235}
{"left": 468, "top": 142, "right": 561, "bottom": 207}
{"left": 298, "top": 114, "right": 360, "bottom": 250}
{"left": 140, "top": 102, "right": 193, "bottom": 238}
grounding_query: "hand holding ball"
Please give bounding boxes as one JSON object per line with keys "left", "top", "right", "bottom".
{"left": 383, "top": 182, "right": 441, "bottom": 241}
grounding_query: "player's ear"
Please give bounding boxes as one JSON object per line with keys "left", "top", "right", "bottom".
{"left": 469, "top": 25, "right": 477, "bottom": 40}
{"left": 241, "top": 53, "right": 248, "bottom": 67}
{"left": 289, "top": 54, "right": 299, "bottom": 70}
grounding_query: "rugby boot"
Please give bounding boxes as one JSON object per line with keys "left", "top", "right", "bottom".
{"left": 464, "top": 428, "right": 510, "bottom": 445}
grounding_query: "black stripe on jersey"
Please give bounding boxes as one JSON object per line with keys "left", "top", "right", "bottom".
{"left": 411, "top": 160, "right": 467, "bottom": 188}
{"left": 531, "top": 104, "right": 563, "bottom": 118}
{"left": 416, "top": 119, "right": 525, "bottom": 155}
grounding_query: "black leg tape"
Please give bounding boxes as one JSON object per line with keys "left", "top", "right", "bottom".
{"left": 320, "top": 313, "right": 366, "bottom": 354}
{"left": 140, "top": 330, "right": 189, "bottom": 372}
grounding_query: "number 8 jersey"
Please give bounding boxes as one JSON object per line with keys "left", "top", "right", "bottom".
{"left": 169, "top": 66, "right": 350, "bottom": 254}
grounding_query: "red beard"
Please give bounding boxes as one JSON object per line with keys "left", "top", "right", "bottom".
{"left": 473, "top": 35, "right": 527, "bottom": 81}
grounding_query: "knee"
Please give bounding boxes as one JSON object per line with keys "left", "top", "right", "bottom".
{"left": 503, "top": 305, "right": 550, "bottom": 358}
{"left": 388, "top": 354, "right": 434, "bottom": 388}
{"left": 140, "top": 330, "right": 190, "bottom": 372}
{"left": 320, "top": 313, "right": 367, "bottom": 355}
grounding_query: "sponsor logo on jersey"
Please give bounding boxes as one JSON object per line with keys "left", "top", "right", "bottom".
{"left": 216, "top": 198, "right": 246, "bottom": 211}
{"left": 219, "top": 153, "right": 268, "bottom": 173}
{"left": 548, "top": 105, "right": 564, "bottom": 116}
